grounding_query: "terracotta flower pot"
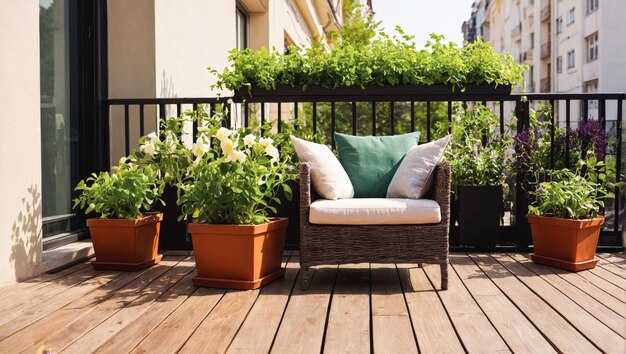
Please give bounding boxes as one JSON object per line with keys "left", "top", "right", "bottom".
{"left": 87, "top": 212, "right": 163, "bottom": 271}
{"left": 188, "top": 217, "right": 288, "bottom": 290}
{"left": 528, "top": 215, "right": 604, "bottom": 271}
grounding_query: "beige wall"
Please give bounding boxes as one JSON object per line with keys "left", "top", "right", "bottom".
{"left": 0, "top": 0, "right": 43, "bottom": 286}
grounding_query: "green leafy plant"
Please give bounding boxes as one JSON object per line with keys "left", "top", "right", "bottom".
{"left": 211, "top": 31, "right": 526, "bottom": 92}
{"left": 441, "top": 103, "right": 513, "bottom": 188}
{"left": 177, "top": 121, "right": 293, "bottom": 225}
{"left": 73, "top": 160, "right": 162, "bottom": 219}
{"left": 527, "top": 156, "right": 619, "bottom": 219}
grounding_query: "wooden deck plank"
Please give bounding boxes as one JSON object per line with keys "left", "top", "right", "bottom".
{"left": 575, "top": 269, "right": 625, "bottom": 301}
{"left": 547, "top": 261, "right": 626, "bottom": 318}
{"left": 0, "top": 258, "right": 181, "bottom": 354}
{"left": 598, "top": 252, "right": 626, "bottom": 267}
{"left": 128, "top": 286, "right": 225, "bottom": 353}
{"left": 92, "top": 272, "right": 198, "bottom": 354}
{"left": 270, "top": 266, "right": 337, "bottom": 354}
{"left": 450, "top": 255, "right": 557, "bottom": 354}
{"left": 423, "top": 262, "right": 510, "bottom": 353}
{"left": 178, "top": 289, "right": 260, "bottom": 353}
{"left": 596, "top": 258, "right": 626, "bottom": 279}
{"left": 470, "top": 254, "right": 601, "bottom": 354}
{"left": 226, "top": 262, "right": 299, "bottom": 354}
{"left": 397, "top": 264, "right": 464, "bottom": 354}
{"left": 0, "top": 261, "right": 90, "bottom": 294}
{"left": 589, "top": 265, "right": 626, "bottom": 289}
{"left": 52, "top": 258, "right": 193, "bottom": 353}
{"left": 0, "top": 270, "right": 119, "bottom": 342}
{"left": 492, "top": 254, "right": 624, "bottom": 354}
{"left": 322, "top": 263, "right": 370, "bottom": 354}
{"left": 370, "top": 263, "right": 418, "bottom": 354}
{"left": 0, "top": 265, "right": 100, "bottom": 314}
{"left": 510, "top": 254, "right": 625, "bottom": 337}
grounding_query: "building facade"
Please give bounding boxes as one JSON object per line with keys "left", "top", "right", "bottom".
{"left": 0, "top": 0, "right": 355, "bottom": 286}
{"left": 463, "top": 0, "right": 626, "bottom": 121}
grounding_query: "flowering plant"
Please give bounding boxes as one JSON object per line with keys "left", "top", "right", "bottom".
{"left": 439, "top": 103, "right": 513, "bottom": 189}
{"left": 513, "top": 105, "right": 622, "bottom": 218}
{"left": 177, "top": 121, "right": 292, "bottom": 225}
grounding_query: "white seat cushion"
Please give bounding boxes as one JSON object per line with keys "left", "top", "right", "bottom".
{"left": 309, "top": 198, "right": 441, "bottom": 225}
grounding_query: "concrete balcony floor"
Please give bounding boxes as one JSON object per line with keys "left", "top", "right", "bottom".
{"left": 0, "top": 251, "right": 623, "bottom": 353}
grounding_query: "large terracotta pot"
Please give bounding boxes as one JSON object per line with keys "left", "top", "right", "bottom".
{"left": 528, "top": 215, "right": 604, "bottom": 271}
{"left": 188, "top": 217, "right": 288, "bottom": 290}
{"left": 87, "top": 213, "right": 163, "bottom": 271}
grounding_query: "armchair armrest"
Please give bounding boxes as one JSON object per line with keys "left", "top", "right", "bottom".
{"left": 432, "top": 163, "right": 451, "bottom": 226}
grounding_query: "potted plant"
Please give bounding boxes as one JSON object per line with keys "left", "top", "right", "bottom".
{"left": 527, "top": 156, "right": 619, "bottom": 271}
{"left": 73, "top": 159, "right": 164, "bottom": 270}
{"left": 177, "top": 120, "right": 293, "bottom": 290}
{"left": 442, "top": 103, "right": 513, "bottom": 250}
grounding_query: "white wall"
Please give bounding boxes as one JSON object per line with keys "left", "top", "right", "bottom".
{"left": 0, "top": 0, "right": 43, "bottom": 285}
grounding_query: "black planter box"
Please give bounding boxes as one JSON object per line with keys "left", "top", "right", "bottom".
{"left": 233, "top": 84, "right": 512, "bottom": 103}
{"left": 269, "top": 179, "right": 300, "bottom": 249}
{"left": 153, "top": 185, "right": 192, "bottom": 251}
{"left": 458, "top": 185, "right": 503, "bottom": 251}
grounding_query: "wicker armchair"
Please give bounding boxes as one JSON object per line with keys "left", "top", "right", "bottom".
{"left": 299, "top": 162, "right": 451, "bottom": 290}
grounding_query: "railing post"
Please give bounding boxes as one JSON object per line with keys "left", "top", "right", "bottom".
{"left": 515, "top": 99, "right": 532, "bottom": 252}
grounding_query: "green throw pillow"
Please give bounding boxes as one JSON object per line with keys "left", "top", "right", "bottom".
{"left": 334, "top": 131, "right": 421, "bottom": 198}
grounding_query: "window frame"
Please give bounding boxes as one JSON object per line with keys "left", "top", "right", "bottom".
{"left": 586, "top": 32, "right": 598, "bottom": 62}
{"left": 556, "top": 17, "right": 563, "bottom": 34}
{"left": 235, "top": 4, "right": 248, "bottom": 51}
{"left": 567, "top": 50, "right": 575, "bottom": 69}
{"left": 556, "top": 56, "right": 563, "bottom": 73}
{"left": 566, "top": 8, "right": 575, "bottom": 26}
{"left": 587, "top": 0, "right": 598, "bottom": 14}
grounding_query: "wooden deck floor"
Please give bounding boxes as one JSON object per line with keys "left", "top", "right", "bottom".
{"left": 0, "top": 252, "right": 624, "bottom": 354}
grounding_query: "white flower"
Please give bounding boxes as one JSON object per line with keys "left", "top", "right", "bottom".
{"left": 243, "top": 134, "right": 256, "bottom": 147}
{"left": 165, "top": 136, "right": 177, "bottom": 152}
{"left": 191, "top": 138, "right": 209, "bottom": 158}
{"left": 140, "top": 143, "right": 156, "bottom": 157}
{"left": 118, "top": 156, "right": 127, "bottom": 165}
{"left": 265, "top": 145, "right": 279, "bottom": 162}
{"left": 220, "top": 138, "right": 237, "bottom": 155}
{"left": 146, "top": 132, "right": 159, "bottom": 145}
{"left": 225, "top": 149, "right": 247, "bottom": 163}
{"left": 258, "top": 137, "right": 273, "bottom": 147}
{"left": 216, "top": 127, "right": 231, "bottom": 141}
{"left": 197, "top": 126, "right": 209, "bottom": 133}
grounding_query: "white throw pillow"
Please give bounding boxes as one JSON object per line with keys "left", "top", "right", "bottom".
{"left": 386, "top": 135, "right": 451, "bottom": 199}
{"left": 290, "top": 135, "right": 354, "bottom": 200}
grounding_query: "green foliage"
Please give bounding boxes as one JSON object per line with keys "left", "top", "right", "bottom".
{"left": 132, "top": 105, "right": 223, "bottom": 187}
{"left": 73, "top": 161, "right": 162, "bottom": 219}
{"left": 177, "top": 119, "right": 293, "bottom": 225}
{"left": 443, "top": 103, "right": 513, "bottom": 188}
{"left": 211, "top": 31, "right": 526, "bottom": 92}
{"left": 527, "top": 156, "right": 620, "bottom": 219}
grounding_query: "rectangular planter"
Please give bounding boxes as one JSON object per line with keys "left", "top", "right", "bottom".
{"left": 188, "top": 217, "right": 288, "bottom": 290}
{"left": 87, "top": 212, "right": 163, "bottom": 271}
{"left": 234, "top": 84, "right": 512, "bottom": 103}
{"left": 528, "top": 215, "right": 604, "bottom": 271}
{"left": 458, "top": 185, "right": 503, "bottom": 251}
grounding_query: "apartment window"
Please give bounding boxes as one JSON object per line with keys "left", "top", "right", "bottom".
{"left": 586, "top": 32, "right": 598, "bottom": 62}
{"left": 566, "top": 8, "right": 575, "bottom": 25}
{"left": 584, "top": 79, "right": 599, "bottom": 109}
{"left": 530, "top": 32, "right": 535, "bottom": 48}
{"left": 557, "top": 56, "right": 563, "bottom": 73}
{"left": 235, "top": 6, "right": 248, "bottom": 50}
{"left": 567, "top": 50, "right": 575, "bottom": 69}
{"left": 556, "top": 17, "right": 563, "bottom": 34}
{"left": 587, "top": 0, "right": 598, "bottom": 14}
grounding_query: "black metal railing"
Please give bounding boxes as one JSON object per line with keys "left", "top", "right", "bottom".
{"left": 103, "top": 90, "right": 625, "bottom": 250}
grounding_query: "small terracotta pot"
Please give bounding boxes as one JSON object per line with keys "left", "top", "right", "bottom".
{"left": 188, "top": 217, "right": 288, "bottom": 290}
{"left": 528, "top": 215, "right": 604, "bottom": 271}
{"left": 87, "top": 213, "right": 163, "bottom": 271}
